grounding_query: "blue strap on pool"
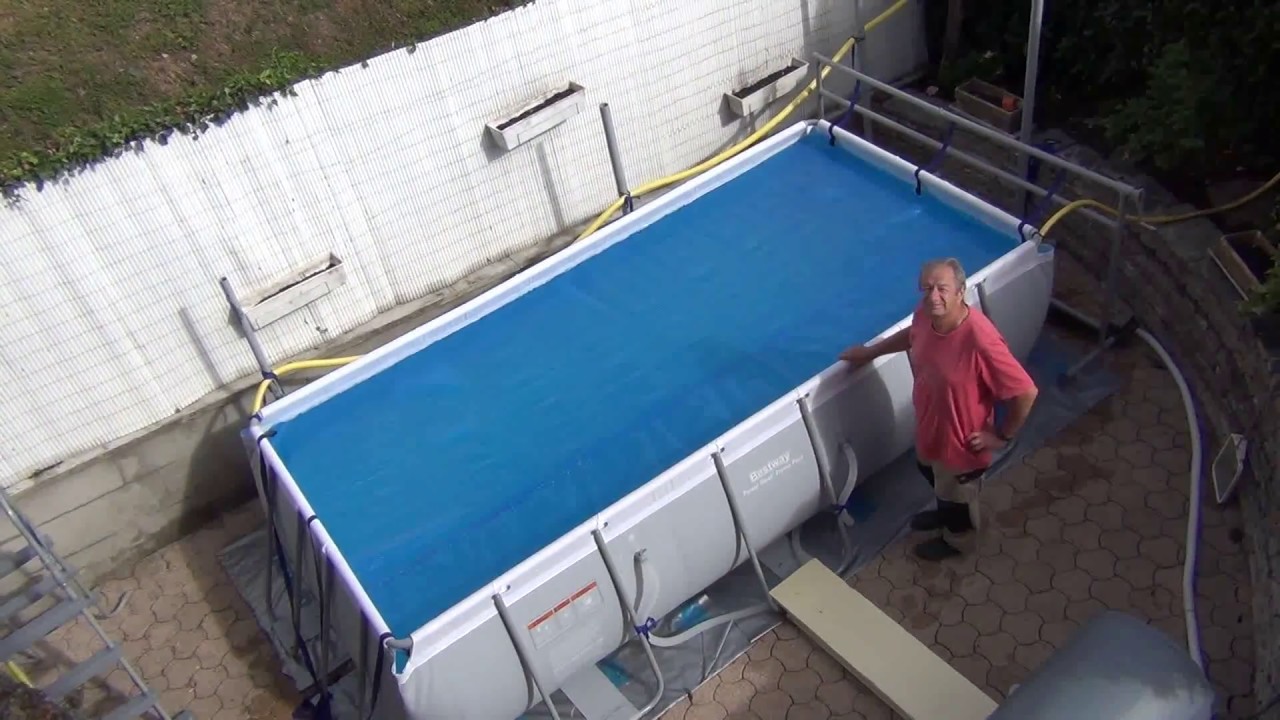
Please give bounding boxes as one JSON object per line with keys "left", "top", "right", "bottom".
{"left": 914, "top": 122, "right": 956, "bottom": 195}
{"left": 828, "top": 45, "right": 862, "bottom": 146}
{"left": 1017, "top": 139, "right": 1066, "bottom": 240}
{"left": 828, "top": 82, "right": 861, "bottom": 145}
{"left": 633, "top": 616, "right": 659, "bottom": 638}
{"left": 1018, "top": 169, "right": 1068, "bottom": 240}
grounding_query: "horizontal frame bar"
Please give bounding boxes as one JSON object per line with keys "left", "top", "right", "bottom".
{"left": 818, "top": 89, "right": 1122, "bottom": 232}
{"left": 813, "top": 54, "right": 1142, "bottom": 202}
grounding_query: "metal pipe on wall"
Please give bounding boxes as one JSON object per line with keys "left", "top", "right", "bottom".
{"left": 599, "top": 103, "right": 632, "bottom": 214}
{"left": 219, "top": 276, "right": 283, "bottom": 399}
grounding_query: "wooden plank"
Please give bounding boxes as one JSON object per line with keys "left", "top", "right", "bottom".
{"left": 771, "top": 559, "right": 998, "bottom": 720}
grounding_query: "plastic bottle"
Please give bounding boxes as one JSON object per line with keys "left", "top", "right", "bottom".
{"left": 668, "top": 594, "right": 712, "bottom": 634}
{"left": 597, "top": 658, "right": 631, "bottom": 688}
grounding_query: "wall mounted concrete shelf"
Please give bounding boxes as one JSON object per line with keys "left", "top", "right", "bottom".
{"left": 485, "top": 82, "right": 587, "bottom": 152}
{"left": 725, "top": 59, "right": 809, "bottom": 117}
{"left": 244, "top": 252, "right": 347, "bottom": 330}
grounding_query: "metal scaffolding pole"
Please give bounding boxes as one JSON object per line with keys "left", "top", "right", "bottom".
{"left": 815, "top": 50, "right": 1145, "bottom": 382}
{"left": 1017, "top": 0, "right": 1046, "bottom": 213}
{"left": 812, "top": 57, "right": 1138, "bottom": 198}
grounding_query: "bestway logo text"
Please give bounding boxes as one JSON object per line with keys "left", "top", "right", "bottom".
{"left": 749, "top": 451, "right": 792, "bottom": 483}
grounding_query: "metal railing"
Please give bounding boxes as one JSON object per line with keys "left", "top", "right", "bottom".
{"left": 812, "top": 54, "right": 1144, "bottom": 371}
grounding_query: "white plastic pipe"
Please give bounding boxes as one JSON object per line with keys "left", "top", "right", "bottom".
{"left": 1050, "top": 299, "right": 1204, "bottom": 669}
{"left": 1134, "top": 326, "right": 1204, "bottom": 670}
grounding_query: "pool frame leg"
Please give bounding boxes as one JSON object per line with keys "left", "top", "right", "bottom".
{"left": 316, "top": 552, "right": 333, "bottom": 708}
{"left": 493, "top": 592, "right": 565, "bottom": 720}
{"left": 356, "top": 620, "right": 370, "bottom": 717}
{"left": 814, "top": 59, "right": 825, "bottom": 120}
{"left": 797, "top": 396, "right": 838, "bottom": 507}
{"left": 262, "top": 477, "right": 277, "bottom": 626}
{"left": 794, "top": 398, "right": 860, "bottom": 576}
{"left": 975, "top": 278, "right": 991, "bottom": 317}
{"left": 591, "top": 530, "right": 666, "bottom": 720}
{"left": 1097, "top": 191, "right": 1128, "bottom": 351}
{"left": 290, "top": 511, "right": 308, "bottom": 658}
{"left": 712, "top": 452, "right": 781, "bottom": 612}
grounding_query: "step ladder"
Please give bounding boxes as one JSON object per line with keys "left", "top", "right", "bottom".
{"left": 0, "top": 486, "right": 191, "bottom": 720}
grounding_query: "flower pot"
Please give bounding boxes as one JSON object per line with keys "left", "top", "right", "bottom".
{"left": 954, "top": 78, "right": 1023, "bottom": 133}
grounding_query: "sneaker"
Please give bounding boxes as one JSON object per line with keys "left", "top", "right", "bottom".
{"left": 913, "top": 537, "right": 963, "bottom": 562}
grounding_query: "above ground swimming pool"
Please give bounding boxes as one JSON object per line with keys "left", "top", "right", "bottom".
{"left": 248, "top": 119, "right": 1056, "bottom": 720}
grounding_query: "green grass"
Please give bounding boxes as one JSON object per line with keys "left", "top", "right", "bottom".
{"left": 0, "top": 0, "right": 525, "bottom": 190}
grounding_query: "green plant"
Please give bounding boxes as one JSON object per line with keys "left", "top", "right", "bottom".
{"left": 954, "top": 0, "right": 1280, "bottom": 178}
{"left": 1247, "top": 200, "right": 1280, "bottom": 317}
{"left": 1100, "top": 40, "right": 1216, "bottom": 172}
{"left": 1243, "top": 260, "right": 1280, "bottom": 317}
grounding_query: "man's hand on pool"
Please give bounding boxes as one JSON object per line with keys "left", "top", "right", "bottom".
{"left": 839, "top": 344, "right": 875, "bottom": 369}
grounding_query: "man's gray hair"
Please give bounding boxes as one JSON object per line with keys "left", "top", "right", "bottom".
{"left": 920, "top": 257, "right": 967, "bottom": 290}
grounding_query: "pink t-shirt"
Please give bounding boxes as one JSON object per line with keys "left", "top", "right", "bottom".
{"left": 908, "top": 304, "right": 1036, "bottom": 473}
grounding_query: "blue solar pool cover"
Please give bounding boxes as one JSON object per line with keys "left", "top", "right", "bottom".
{"left": 271, "top": 131, "right": 1016, "bottom": 636}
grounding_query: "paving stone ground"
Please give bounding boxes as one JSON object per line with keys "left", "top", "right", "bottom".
{"left": 20, "top": 265, "right": 1257, "bottom": 720}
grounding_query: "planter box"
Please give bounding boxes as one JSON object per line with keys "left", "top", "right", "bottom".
{"left": 485, "top": 82, "right": 587, "bottom": 152}
{"left": 725, "top": 59, "right": 809, "bottom": 117}
{"left": 244, "top": 252, "right": 347, "bottom": 330}
{"left": 954, "top": 78, "right": 1023, "bottom": 134}
{"left": 1209, "top": 229, "right": 1279, "bottom": 300}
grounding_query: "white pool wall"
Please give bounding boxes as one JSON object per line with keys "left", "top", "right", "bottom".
{"left": 248, "top": 119, "right": 1057, "bottom": 720}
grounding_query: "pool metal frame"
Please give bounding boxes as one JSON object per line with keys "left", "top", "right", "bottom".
{"left": 238, "top": 52, "right": 1145, "bottom": 720}
{"left": 813, "top": 57, "right": 1144, "bottom": 375}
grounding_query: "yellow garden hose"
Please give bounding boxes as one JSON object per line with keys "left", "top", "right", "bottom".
{"left": 251, "top": 356, "right": 362, "bottom": 415}
{"left": 576, "top": 0, "right": 913, "bottom": 242}
{"left": 1039, "top": 170, "right": 1280, "bottom": 237}
{"left": 6, "top": 660, "right": 32, "bottom": 686}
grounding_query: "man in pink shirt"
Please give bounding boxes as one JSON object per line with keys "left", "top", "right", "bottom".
{"left": 840, "top": 258, "right": 1039, "bottom": 561}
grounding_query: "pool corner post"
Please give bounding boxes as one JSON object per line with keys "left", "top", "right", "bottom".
{"left": 814, "top": 54, "right": 826, "bottom": 120}
{"left": 1016, "top": 0, "right": 1046, "bottom": 214}
{"left": 851, "top": 3, "right": 872, "bottom": 143}
{"left": 599, "top": 103, "right": 633, "bottom": 214}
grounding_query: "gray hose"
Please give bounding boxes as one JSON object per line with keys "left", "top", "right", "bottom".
{"left": 646, "top": 605, "right": 772, "bottom": 648}
{"left": 1049, "top": 298, "right": 1204, "bottom": 668}
{"left": 631, "top": 550, "right": 773, "bottom": 648}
